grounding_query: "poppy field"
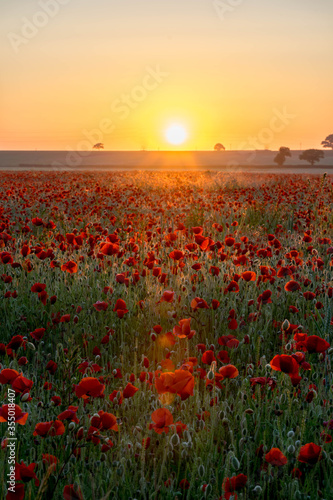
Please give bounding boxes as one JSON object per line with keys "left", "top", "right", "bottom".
{"left": 1, "top": 170, "right": 333, "bottom": 500}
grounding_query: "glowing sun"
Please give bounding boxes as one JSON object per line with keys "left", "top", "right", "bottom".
{"left": 165, "top": 124, "right": 187, "bottom": 145}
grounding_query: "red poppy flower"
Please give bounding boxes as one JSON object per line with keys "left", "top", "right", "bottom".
{"left": 155, "top": 369, "right": 194, "bottom": 400}
{"left": 113, "top": 299, "right": 129, "bottom": 318}
{"left": 173, "top": 318, "right": 195, "bottom": 339}
{"left": 31, "top": 283, "right": 46, "bottom": 293}
{"left": 0, "top": 252, "right": 14, "bottom": 265}
{"left": 6, "top": 335, "right": 26, "bottom": 351}
{"left": 179, "top": 479, "right": 190, "bottom": 490}
{"left": 158, "top": 290, "right": 175, "bottom": 303}
{"left": 30, "top": 328, "right": 46, "bottom": 341}
{"left": 93, "top": 301, "right": 109, "bottom": 312}
{"left": 42, "top": 454, "right": 59, "bottom": 470}
{"left": 224, "top": 281, "right": 240, "bottom": 293}
{"left": 219, "top": 364, "right": 239, "bottom": 379}
{"left": 303, "top": 291, "right": 316, "bottom": 301}
{"left": 222, "top": 473, "right": 247, "bottom": 498}
{"left": 209, "top": 266, "right": 220, "bottom": 276}
{"left": 297, "top": 443, "right": 322, "bottom": 465}
{"left": 304, "top": 335, "right": 330, "bottom": 353}
{"left": 75, "top": 377, "right": 105, "bottom": 399}
{"left": 99, "top": 242, "right": 119, "bottom": 256}
{"left": 241, "top": 271, "right": 256, "bottom": 282}
{"left": 265, "top": 448, "right": 288, "bottom": 466}
{"left": 212, "top": 299, "right": 220, "bottom": 310}
{"left": 15, "top": 460, "right": 39, "bottom": 486}
{"left": 61, "top": 261, "right": 78, "bottom": 274}
{"left": 149, "top": 408, "right": 173, "bottom": 434}
{"left": 201, "top": 350, "right": 216, "bottom": 365}
{"left": 60, "top": 314, "right": 71, "bottom": 323}
{"left": 46, "top": 360, "right": 58, "bottom": 374}
{"left": 33, "top": 420, "right": 65, "bottom": 437}
{"left": 93, "top": 411, "right": 119, "bottom": 431}
{"left": 191, "top": 297, "right": 210, "bottom": 311}
{"left": 285, "top": 280, "right": 301, "bottom": 292}
{"left": 6, "top": 483, "right": 25, "bottom": 500}
{"left": 169, "top": 250, "right": 184, "bottom": 261}
{"left": 11, "top": 375, "right": 33, "bottom": 394}
{"left": 217, "top": 350, "right": 230, "bottom": 364}
{"left": 123, "top": 383, "right": 139, "bottom": 398}
{"left": 225, "top": 237, "right": 235, "bottom": 247}
{"left": 58, "top": 406, "right": 79, "bottom": 423}
{"left": 63, "top": 484, "right": 84, "bottom": 500}
{"left": 0, "top": 404, "right": 28, "bottom": 425}
{"left": 257, "top": 290, "right": 272, "bottom": 305}
{"left": 0, "top": 368, "right": 19, "bottom": 385}
{"left": 270, "top": 354, "right": 299, "bottom": 377}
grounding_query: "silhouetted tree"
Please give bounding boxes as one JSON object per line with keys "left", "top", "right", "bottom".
{"left": 274, "top": 146, "right": 291, "bottom": 166}
{"left": 321, "top": 134, "right": 333, "bottom": 149}
{"left": 214, "top": 143, "right": 225, "bottom": 151}
{"left": 299, "top": 149, "right": 324, "bottom": 166}
{"left": 93, "top": 143, "right": 104, "bottom": 150}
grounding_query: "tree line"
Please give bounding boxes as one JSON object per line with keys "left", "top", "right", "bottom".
{"left": 214, "top": 134, "right": 333, "bottom": 166}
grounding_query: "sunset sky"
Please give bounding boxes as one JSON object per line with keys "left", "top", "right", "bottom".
{"left": 1, "top": 0, "right": 332, "bottom": 151}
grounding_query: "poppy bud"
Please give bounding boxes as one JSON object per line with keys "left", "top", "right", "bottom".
{"left": 253, "top": 485, "right": 262, "bottom": 495}
{"left": 198, "top": 464, "right": 205, "bottom": 477}
{"left": 21, "top": 393, "right": 30, "bottom": 402}
{"left": 288, "top": 445, "right": 295, "bottom": 454}
{"left": 207, "top": 370, "right": 215, "bottom": 381}
{"left": 150, "top": 332, "right": 157, "bottom": 341}
{"left": 231, "top": 456, "right": 240, "bottom": 470}
{"left": 282, "top": 319, "right": 290, "bottom": 331}
{"left": 69, "top": 422, "right": 76, "bottom": 430}
{"left": 287, "top": 431, "right": 294, "bottom": 438}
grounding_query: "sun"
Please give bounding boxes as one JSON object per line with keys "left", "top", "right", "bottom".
{"left": 165, "top": 124, "right": 188, "bottom": 146}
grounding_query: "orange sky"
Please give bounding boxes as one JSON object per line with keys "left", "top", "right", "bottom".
{"left": 1, "top": 0, "right": 332, "bottom": 151}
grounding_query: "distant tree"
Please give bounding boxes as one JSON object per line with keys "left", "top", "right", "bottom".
{"left": 321, "top": 134, "right": 333, "bottom": 149}
{"left": 214, "top": 143, "right": 225, "bottom": 151}
{"left": 299, "top": 149, "right": 324, "bottom": 166}
{"left": 274, "top": 146, "right": 291, "bottom": 166}
{"left": 93, "top": 143, "right": 104, "bottom": 150}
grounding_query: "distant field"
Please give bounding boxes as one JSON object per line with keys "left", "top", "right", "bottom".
{"left": 0, "top": 150, "right": 332, "bottom": 172}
